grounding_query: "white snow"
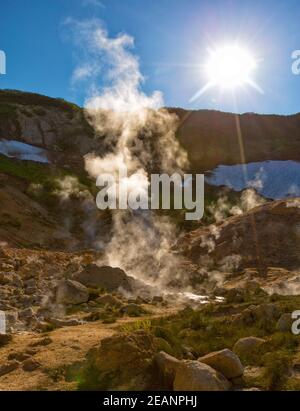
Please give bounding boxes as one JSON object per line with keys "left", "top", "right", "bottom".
{"left": 206, "top": 160, "right": 300, "bottom": 200}
{"left": 0, "top": 139, "right": 50, "bottom": 163}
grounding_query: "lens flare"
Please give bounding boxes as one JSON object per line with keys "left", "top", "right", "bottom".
{"left": 190, "top": 44, "right": 263, "bottom": 102}
{"left": 206, "top": 45, "right": 256, "bottom": 89}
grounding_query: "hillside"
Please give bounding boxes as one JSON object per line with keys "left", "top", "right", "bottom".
{"left": 0, "top": 90, "right": 97, "bottom": 170}
{"left": 171, "top": 108, "right": 300, "bottom": 171}
{"left": 1, "top": 90, "right": 300, "bottom": 172}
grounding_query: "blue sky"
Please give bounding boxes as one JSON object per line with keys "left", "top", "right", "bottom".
{"left": 1, "top": 0, "right": 300, "bottom": 114}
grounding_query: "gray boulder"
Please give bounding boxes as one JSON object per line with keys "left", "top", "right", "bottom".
{"left": 174, "top": 360, "right": 230, "bottom": 391}
{"left": 154, "top": 351, "right": 180, "bottom": 388}
{"left": 96, "top": 294, "right": 123, "bottom": 308}
{"left": 0, "top": 360, "right": 19, "bottom": 377}
{"left": 276, "top": 313, "right": 293, "bottom": 332}
{"left": 19, "top": 307, "right": 34, "bottom": 320}
{"left": 198, "top": 348, "right": 244, "bottom": 379}
{"left": 73, "top": 264, "right": 135, "bottom": 292}
{"left": 56, "top": 279, "right": 89, "bottom": 305}
{"left": 49, "top": 318, "right": 83, "bottom": 328}
{"left": 233, "top": 337, "right": 266, "bottom": 357}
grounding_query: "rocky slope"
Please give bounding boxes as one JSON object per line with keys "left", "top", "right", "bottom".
{"left": 0, "top": 90, "right": 98, "bottom": 170}
{"left": 171, "top": 108, "right": 300, "bottom": 171}
{"left": 180, "top": 198, "right": 300, "bottom": 273}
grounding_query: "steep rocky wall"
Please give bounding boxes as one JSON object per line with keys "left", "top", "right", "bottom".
{"left": 0, "top": 90, "right": 97, "bottom": 159}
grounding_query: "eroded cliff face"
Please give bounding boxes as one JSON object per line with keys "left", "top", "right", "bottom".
{"left": 179, "top": 198, "right": 300, "bottom": 273}
{"left": 170, "top": 108, "right": 300, "bottom": 171}
{"left": 0, "top": 90, "right": 98, "bottom": 167}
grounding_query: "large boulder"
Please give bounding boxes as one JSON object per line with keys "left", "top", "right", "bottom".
{"left": 251, "top": 303, "right": 281, "bottom": 322}
{"left": 173, "top": 360, "right": 230, "bottom": 391}
{"left": 0, "top": 360, "right": 19, "bottom": 377}
{"left": 120, "top": 303, "right": 147, "bottom": 317}
{"left": 96, "top": 294, "right": 123, "bottom": 308}
{"left": 154, "top": 351, "right": 181, "bottom": 389}
{"left": 233, "top": 337, "right": 266, "bottom": 357}
{"left": 0, "top": 333, "right": 12, "bottom": 347}
{"left": 276, "top": 313, "right": 293, "bottom": 332}
{"left": 72, "top": 264, "right": 135, "bottom": 292}
{"left": 48, "top": 318, "right": 83, "bottom": 328}
{"left": 77, "top": 331, "right": 157, "bottom": 390}
{"left": 56, "top": 279, "right": 89, "bottom": 305}
{"left": 232, "top": 303, "right": 281, "bottom": 328}
{"left": 198, "top": 349, "right": 244, "bottom": 379}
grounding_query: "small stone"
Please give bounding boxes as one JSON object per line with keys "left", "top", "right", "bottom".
{"left": 49, "top": 318, "right": 82, "bottom": 328}
{"left": 22, "top": 358, "right": 41, "bottom": 372}
{"left": 276, "top": 313, "right": 293, "bottom": 332}
{"left": 0, "top": 333, "right": 12, "bottom": 346}
{"left": 120, "top": 303, "right": 147, "bottom": 317}
{"left": 152, "top": 296, "right": 164, "bottom": 303}
{"left": 30, "top": 337, "right": 52, "bottom": 347}
{"left": 0, "top": 360, "right": 19, "bottom": 376}
{"left": 8, "top": 352, "right": 31, "bottom": 362}
{"left": 6, "top": 311, "right": 18, "bottom": 324}
{"left": 24, "top": 278, "right": 36, "bottom": 288}
{"left": 19, "top": 307, "right": 34, "bottom": 320}
{"left": 96, "top": 294, "right": 123, "bottom": 308}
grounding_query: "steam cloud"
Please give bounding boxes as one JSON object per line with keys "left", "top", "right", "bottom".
{"left": 68, "top": 19, "right": 188, "bottom": 288}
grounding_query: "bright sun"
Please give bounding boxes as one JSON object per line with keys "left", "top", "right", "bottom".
{"left": 205, "top": 45, "right": 257, "bottom": 89}
{"left": 190, "top": 44, "right": 262, "bottom": 102}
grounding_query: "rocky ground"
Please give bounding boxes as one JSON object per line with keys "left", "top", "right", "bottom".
{"left": 0, "top": 198, "right": 300, "bottom": 391}
{"left": 0, "top": 181, "right": 299, "bottom": 391}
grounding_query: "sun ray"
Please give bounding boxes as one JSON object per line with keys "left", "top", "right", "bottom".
{"left": 189, "top": 81, "right": 215, "bottom": 103}
{"left": 190, "top": 44, "right": 262, "bottom": 101}
{"left": 245, "top": 77, "right": 264, "bottom": 94}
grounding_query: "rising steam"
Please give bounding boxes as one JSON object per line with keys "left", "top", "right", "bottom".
{"left": 68, "top": 19, "right": 188, "bottom": 288}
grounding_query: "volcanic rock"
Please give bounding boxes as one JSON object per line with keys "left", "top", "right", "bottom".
{"left": 73, "top": 264, "right": 135, "bottom": 292}
{"left": 198, "top": 349, "right": 244, "bottom": 379}
{"left": 174, "top": 360, "right": 230, "bottom": 391}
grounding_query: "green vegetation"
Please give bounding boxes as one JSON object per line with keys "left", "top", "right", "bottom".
{"left": 0, "top": 154, "right": 55, "bottom": 184}
{"left": 0, "top": 89, "right": 80, "bottom": 112}
{"left": 0, "top": 102, "right": 17, "bottom": 118}
{"left": 0, "top": 154, "right": 95, "bottom": 207}
{"left": 121, "top": 319, "right": 152, "bottom": 333}
{"left": 134, "top": 294, "right": 300, "bottom": 390}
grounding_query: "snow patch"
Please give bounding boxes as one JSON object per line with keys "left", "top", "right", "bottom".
{"left": 0, "top": 139, "right": 50, "bottom": 163}
{"left": 206, "top": 160, "right": 300, "bottom": 200}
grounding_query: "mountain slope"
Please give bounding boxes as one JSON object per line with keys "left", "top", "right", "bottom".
{"left": 179, "top": 198, "right": 300, "bottom": 274}
{"left": 171, "top": 108, "right": 300, "bottom": 171}
{"left": 1, "top": 90, "right": 300, "bottom": 173}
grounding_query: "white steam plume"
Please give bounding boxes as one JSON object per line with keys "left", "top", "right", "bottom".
{"left": 68, "top": 19, "right": 188, "bottom": 288}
